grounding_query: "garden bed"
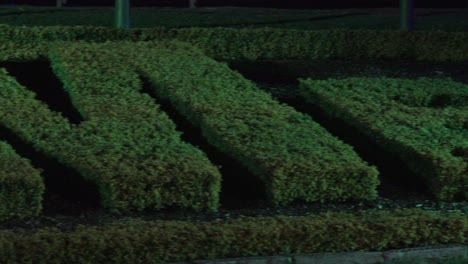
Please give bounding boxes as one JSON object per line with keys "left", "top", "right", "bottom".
{"left": 0, "top": 58, "right": 466, "bottom": 233}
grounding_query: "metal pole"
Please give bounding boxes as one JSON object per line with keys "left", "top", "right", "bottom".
{"left": 115, "top": 0, "right": 130, "bottom": 29}
{"left": 400, "top": 0, "right": 415, "bottom": 31}
{"left": 190, "top": 0, "right": 197, "bottom": 9}
{"left": 56, "top": 0, "right": 67, "bottom": 8}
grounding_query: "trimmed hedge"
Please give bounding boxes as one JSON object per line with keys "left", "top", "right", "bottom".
{"left": 48, "top": 40, "right": 222, "bottom": 213}
{"left": 0, "top": 41, "right": 50, "bottom": 62}
{"left": 0, "top": 42, "right": 222, "bottom": 214}
{"left": 126, "top": 40, "right": 380, "bottom": 206}
{"left": 0, "top": 26, "right": 466, "bottom": 263}
{"left": 137, "top": 27, "right": 468, "bottom": 61}
{"left": 299, "top": 77, "right": 468, "bottom": 201}
{"left": 0, "top": 209, "right": 465, "bottom": 263}
{"left": 0, "top": 24, "right": 134, "bottom": 43}
{"left": 0, "top": 24, "right": 467, "bottom": 61}
{"left": 0, "top": 139, "right": 44, "bottom": 222}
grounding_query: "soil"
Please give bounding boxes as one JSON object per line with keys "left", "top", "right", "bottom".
{"left": 0, "top": 59, "right": 466, "bottom": 233}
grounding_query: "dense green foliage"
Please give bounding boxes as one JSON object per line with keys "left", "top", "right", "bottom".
{"left": 0, "top": 209, "right": 465, "bottom": 263}
{"left": 1, "top": 24, "right": 467, "bottom": 61}
{"left": 137, "top": 27, "right": 468, "bottom": 61}
{"left": 0, "top": 17, "right": 466, "bottom": 262}
{"left": 0, "top": 24, "right": 134, "bottom": 44}
{"left": 0, "top": 41, "right": 222, "bottom": 214}
{"left": 0, "top": 139, "right": 44, "bottom": 222}
{"left": 122, "top": 40, "right": 380, "bottom": 205}
{"left": 49, "top": 40, "right": 222, "bottom": 213}
{"left": 299, "top": 77, "right": 468, "bottom": 201}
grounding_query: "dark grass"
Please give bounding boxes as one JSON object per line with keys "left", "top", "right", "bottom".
{"left": 0, "top": 6, "right": 467, "bottom": 31}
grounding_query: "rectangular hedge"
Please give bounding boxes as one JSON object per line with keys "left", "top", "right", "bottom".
{"left": 0, "top": 209, "right": 465, "bottom": 264}
{"left": 299, "top": 77, "right": 468, "bottom": 201}
{"left": 0, "top": 139, "right": 44, "bottom": 222}
{"left": 0, "top": 24, "right": 467, "bottom": 62}
{"left": 137, "top": 27, "right": 468, "bottom": 61}
{"left": 0, "top": 24, "right": 134, "bottom": 43}
{"left": 0, "top": 42, "right": 222, "bottom": 215}
{"left": 127, "top": 40, "right": 380, "bottom": 206}
{"left": 0, "top": 41, "right": 49, "bottom": 62}
{"left": 48, "top": 40, "right": 222, "bottom": 213}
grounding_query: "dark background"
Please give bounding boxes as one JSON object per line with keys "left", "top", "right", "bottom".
{"left": 1, "top": 0, "right": 467, "bottom": 8}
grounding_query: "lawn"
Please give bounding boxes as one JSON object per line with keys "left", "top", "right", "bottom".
{"left": 0, "top": 5, "right": 466, "bottom": 31}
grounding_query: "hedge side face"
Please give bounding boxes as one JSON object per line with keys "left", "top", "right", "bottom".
{"left": 0, "top": 39, "right": 382, "bottom": 216}
{"left": 0, "top": 41, "right": 222, "bottom": 214}
{"left": 123, "top": 41, "right": 380, "bottom": 205}
{"left": 0, "top": 209, "right": 465, "bottom": 263}
{"left": 1, "top": 24, "right": 467, "bottom": 61}
{"left": 0, "top": 139, "right": 44, "bottom": 222}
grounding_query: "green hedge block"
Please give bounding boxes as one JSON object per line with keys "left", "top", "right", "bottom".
{"left": 136, "top": 27, "right": 468, "bottom": 61}
{"left": 0, "top": 45, "right": 222, "bottom": 214}
{"left": 0, "top": 209, "right": 465, "bottom": 263}
{"left": 0, "top": 24, "right": 467, "bottom": 62}
{"left": 0, "top": 140, "right": 44, "bottom": 222}
{"left": 299, "top": 77, "right": 468, "bottom": 201}
{"left": 0, "top": 24, "right": 134, "bottom": 43}
{"left": 0, "top": 41, "right": 49, "bottom": 62}
{"left": 124, "top": 40, "right": 380, "bottom": 206}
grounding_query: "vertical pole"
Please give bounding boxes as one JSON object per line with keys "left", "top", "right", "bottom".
{"left": 190, "top": 0, "right": 197, "bottom": 9}
{"left": 116, "top": 0, "right": 130, "bottom": 29}
{"left": 400, "top": 0, "right": 415, "bottom": 31}
{"left": 56, "top": 0, "right": 67, "bottom": 8}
